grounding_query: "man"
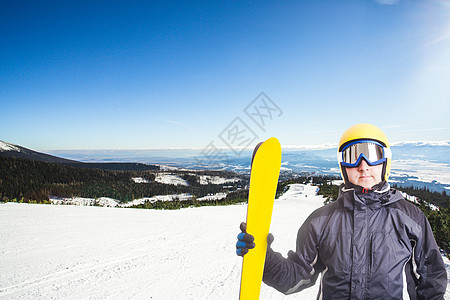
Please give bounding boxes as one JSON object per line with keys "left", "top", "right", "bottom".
{"left": 237, "top": 123, "right": 447, "bottom": 299}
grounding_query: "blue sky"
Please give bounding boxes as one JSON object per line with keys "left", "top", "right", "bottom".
{"left": 1, "top": 0, "right": 449, "bottom": 150}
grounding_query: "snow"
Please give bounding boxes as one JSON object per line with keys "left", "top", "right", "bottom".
{"left": 399, "top": 192, "right": 441, "bottom": 211}
{"left": 50, "top": 192, "right": 231, "bottom": 208}
{"left": 51, "top": 194, "right": 195, "bottom": 208}
{"left": 51, "top": 196, "right": 119, "bottom": 207}
{"left": 196, "top": 193, "right": 227, "bottom": 201}
{"left": 120, "top": 194, "right": 193, "bottom": 207}
{"left": 0, "top": 141, "right": 20, "bottom": 152}
{"left": 154, "top": 173, "right": 189, "bottom": 186}
{"left": 50, "top": 197, "right": 108, "bottom": 207}
{"left": 96, "top": 197, "right": 120, "bottom": 207}
{"left": 153, "top": 173, "right": 241, "bottom": 187}
{"left": 332, "top": 179, "right": 344, "bottom": 186}
{"left": 390, "top": 159, "right": 450, "bottom": 185}
{"left": 1, "top": 184, "right": 449, "bottom": 299}
{"left": 158, "top": 165, "right": 180, "bottom": 171}
{"left": 132, "top": 177, "right": 151, "bottom": 183}
{"left": 198, "top": 175, "right": 240, "bottom": 185}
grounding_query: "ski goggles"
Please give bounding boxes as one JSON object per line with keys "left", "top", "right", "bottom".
{"left": 337, "top": 140, "right": 392, "bottom": 168}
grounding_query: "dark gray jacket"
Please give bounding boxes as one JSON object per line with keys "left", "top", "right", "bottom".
{"left": 263, "top": 184, "right": 447, "bottom": 299}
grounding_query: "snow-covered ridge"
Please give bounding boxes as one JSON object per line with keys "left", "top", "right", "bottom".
{"left": 0, "top": 140, "right": 21, "bottom": 152}
{"left": 392, "top": 140, "right": 450, "bottom": 147}
{"left": 50, "top": 192, "right": 230, "bottom": 207}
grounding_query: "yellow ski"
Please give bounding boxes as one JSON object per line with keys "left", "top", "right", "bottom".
{"left": 239, "top": 137, "right": 282, "bottom": 300}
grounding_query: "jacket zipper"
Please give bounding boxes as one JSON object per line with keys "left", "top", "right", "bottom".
{"left": 365, "top": 217, "right": 372, "bottom": 299}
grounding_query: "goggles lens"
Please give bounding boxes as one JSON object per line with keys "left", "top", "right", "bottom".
{"left": 339, "top": 140, "right": 390, "bottom": 167}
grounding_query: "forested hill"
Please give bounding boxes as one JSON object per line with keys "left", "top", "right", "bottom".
{"left": 0, "top": 140, "right": 79, "bottom": 164}
{"left": 0, "top": 140, "right": 160, "bottom": 171}
{"left": 0, "top": 155, "right": 247, "bottom": 203}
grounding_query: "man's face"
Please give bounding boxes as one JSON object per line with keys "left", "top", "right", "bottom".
{"left": 345, "top": 159, "right": 383, "bottom": 189}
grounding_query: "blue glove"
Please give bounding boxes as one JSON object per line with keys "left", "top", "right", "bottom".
{"left": 236, "top": 222, "right": 255, "bottom": 256}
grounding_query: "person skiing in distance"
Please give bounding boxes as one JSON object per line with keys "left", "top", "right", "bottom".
{"left": 236, "top": 123, "right": 447, "bottom": 299}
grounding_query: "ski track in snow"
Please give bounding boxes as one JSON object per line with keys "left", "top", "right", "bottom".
{"left": 1, "top": 184, "right": 449, "bottom": 299}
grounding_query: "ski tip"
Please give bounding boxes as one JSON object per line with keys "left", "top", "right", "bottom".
{"left": 265, "top": 137, "right": 281, "bottom": 146}
{"left": 250, "top": 137, "right": 281, "bottom": 167}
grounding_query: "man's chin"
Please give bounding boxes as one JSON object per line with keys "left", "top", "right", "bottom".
{"left": 357, "top": 179, "right": 376, "bottom": 189}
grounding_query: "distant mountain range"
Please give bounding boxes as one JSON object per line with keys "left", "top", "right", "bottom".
{"left": 391, "top": 141, "right": 450, "bottom": 147}
{"left": 2, "top": 139, "right": 450, "bottom": 192}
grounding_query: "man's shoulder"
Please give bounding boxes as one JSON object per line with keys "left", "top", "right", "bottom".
{"left": 388, "top": 189, "right": 427, "bottom": 221}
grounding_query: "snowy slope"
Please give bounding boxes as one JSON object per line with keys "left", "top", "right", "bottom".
{"left": 0, "top": 141, "right": 21, "bottom": 152}
{"left": 198, "top": 175, "right": 241, "bottom": 185}
{"left": 0, "top": 184, "right": 448, "bottom": 299}
{"left": 154, "top": 173, "right": 189, "bottom": 186}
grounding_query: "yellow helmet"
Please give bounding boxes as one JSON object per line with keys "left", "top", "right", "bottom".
{"left": 338, "top": 123, "right": 391, "bottom": 182}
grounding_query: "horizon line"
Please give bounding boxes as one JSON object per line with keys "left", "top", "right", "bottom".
{"left": 3, "top": 139, "right": 450, "bottom": 153}
{"left": 39, "top": 140, "right": 450, "bottom": 152}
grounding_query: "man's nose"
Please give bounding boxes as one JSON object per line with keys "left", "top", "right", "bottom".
{"left": 358, "top": 159, "right": 370, "bottom": 170}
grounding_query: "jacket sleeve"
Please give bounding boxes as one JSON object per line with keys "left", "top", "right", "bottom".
{"left": 262, "top": 217, "right": 325, "bottom": 295}
{"left": 411, "top": 211, "right": 447, "bottom": 300}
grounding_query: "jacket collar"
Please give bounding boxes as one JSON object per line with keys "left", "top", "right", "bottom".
{"left": 342, "top": 181, "right": 390, "bottom": 194}
{"left": 339, "top": 182, "right": 403, "bottom": 211}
